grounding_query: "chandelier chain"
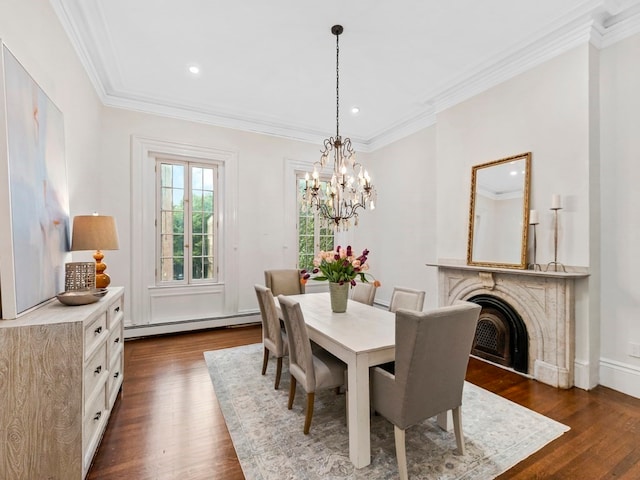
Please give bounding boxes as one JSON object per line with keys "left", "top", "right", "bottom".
{"left": 336, "top": 31, "right": 340, "bottom": 138}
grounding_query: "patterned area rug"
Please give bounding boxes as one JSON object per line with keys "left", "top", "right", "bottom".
{"left": 204, "top": 344, "right": 569, "bottom": 480}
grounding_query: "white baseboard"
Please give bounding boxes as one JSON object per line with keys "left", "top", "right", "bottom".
{"left": 599, "top": 357, "right": 640, "bottom": 399}
{"left": 124, "top": 313, "right": 260, "bottom": 338}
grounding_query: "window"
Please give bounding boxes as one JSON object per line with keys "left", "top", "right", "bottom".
{"left": 157, "top": 159, "right": 218, "bottom": 284}
{"left": 297, "top": 175, "right": 334, "bottom": 271}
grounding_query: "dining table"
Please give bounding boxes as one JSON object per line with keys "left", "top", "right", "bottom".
{"left": 280, "top": 292, "right": 396, "bottom": 469}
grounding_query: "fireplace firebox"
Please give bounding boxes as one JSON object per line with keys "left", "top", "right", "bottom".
{"left": 468, "top": 294, "right": 528, "bottom": 373}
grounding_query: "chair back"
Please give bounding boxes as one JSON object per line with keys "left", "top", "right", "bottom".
{"left": 389, "top": 286, "right": 426, "bottom": 312}
{"left": 265, "top": 269, "right": 305, "bottom": 296}
{"left": 393, "top": 302, "right": 481, "bottom": 427}
{"left": 254, "top": 284, "right": 285, "bottom": 356}
{"left": 351, "top": 282, "right": 377, "bottom": 306}
{"left": 278, "top": 295, "right": 316, "bottom": 392}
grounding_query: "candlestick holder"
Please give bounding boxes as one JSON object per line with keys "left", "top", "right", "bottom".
{"left": 528, "top": 222, "right": 541, "bottom": 271}
{"left": 546, "top": 207, "right": 566, "bottom": 272}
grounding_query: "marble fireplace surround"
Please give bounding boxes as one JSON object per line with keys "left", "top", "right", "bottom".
{"left": 428, "top": 261, "right": 589, "bottom": 388}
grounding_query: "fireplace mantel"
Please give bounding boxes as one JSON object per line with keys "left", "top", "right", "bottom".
{"left": 427, "top": 261, "right": 589, "bottom": 388}
{"left": 427, "top": 261, "right": 589, "bottom": 279}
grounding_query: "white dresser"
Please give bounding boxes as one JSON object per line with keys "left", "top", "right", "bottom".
{"left": 0, "top": 287, "right": 125, "bottom": 479}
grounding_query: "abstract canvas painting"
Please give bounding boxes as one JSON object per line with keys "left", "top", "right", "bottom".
{"left": 0, "top": 44, "right": 69, "bottom": 318}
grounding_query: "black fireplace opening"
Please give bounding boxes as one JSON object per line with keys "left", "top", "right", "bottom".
{"left": 468, "top": 294, "right": 528, "bottom": 373}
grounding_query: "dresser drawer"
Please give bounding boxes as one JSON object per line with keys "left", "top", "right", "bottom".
{"left": 107, "top": 351, "right": 124, "bottom": 407}
{"left": 108, "top": 319, "right": 123, "bottom": 356}
{"left": 84, "top": 342, "right": 107, "bottom": 402}
{"left": 84, "top": 311, "right": 107, "bottom": 360}
{"left": 83, "top": 383, "right": 107, "bottom": 469}
{"left": 107, "top": 295, "right": 124, "bottom": 328}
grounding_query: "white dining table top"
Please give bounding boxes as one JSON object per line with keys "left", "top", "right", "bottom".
{"left": 285, "top": 292, "right": 396, "bottom": 357}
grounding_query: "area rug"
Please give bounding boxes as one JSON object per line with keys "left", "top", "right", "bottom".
{"left": 204, "top": 344, "right": 569, "bottom": 480}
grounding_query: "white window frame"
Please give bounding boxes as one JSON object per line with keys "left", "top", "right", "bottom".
{"left": 131, "top": 137, "right": 238, "bottom": 326}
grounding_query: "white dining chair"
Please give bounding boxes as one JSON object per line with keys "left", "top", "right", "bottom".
{"left": 389, "top": 286, "right": 426, "bottom": 313}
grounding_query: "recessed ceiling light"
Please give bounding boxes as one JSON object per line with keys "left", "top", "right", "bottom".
{"left": 188, "top": 65, "right": 200, "bottom": 75}
{"left": 351, "top": 106, "right": 360, "bottom": 115}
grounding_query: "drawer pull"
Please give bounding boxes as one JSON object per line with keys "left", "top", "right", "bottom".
{"left": 114, "top": 337, "right": 121, "bottom": 344}
{"left": 94, "top": 365, "right": 102, "bottom": 375}
{"left": 94, "top": 326, "right": 103, "bottom": 335}
{"left": 114, "top": 371, "right": 120, "bottom": 379}
{"left": 93, "top": 411, "right": 102, "bottom": 422}
{"left": 114, "top": 306, "right": 120, "bottom": 313}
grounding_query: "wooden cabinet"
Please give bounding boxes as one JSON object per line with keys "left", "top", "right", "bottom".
{"left": 0, "top": 287, "right": 125, "bottom": 480}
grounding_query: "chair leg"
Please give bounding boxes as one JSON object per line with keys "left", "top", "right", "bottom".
{"left": 261, "top": 347, "right": 269, "bottom": 375}
{"left": 394, "top": 425, "right": 408, "bottom": 480}
{"left": 452, "top": 406, "right": 465, "bottom": 455}
{"left": 274, "top": 357, "right": 283, "bottom": 389}
{"left": 303, "top": 392, "right": 315, "bottom": 435}
{"left": 288, "top": 376, "right": 297, "bottom": 410}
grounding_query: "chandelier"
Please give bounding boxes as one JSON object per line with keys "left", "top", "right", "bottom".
{"left": 301, "top": 25, "right": 377, "bottom": 231}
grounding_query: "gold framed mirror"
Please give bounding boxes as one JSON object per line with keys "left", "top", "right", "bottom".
{"left": 467, "top": 152, "right": 531, "bottom": 269}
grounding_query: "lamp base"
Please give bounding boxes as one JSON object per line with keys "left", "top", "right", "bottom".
{"left": 96, "top": 272, "right": 111, "bottom": 289}
{"left": 93, "top": 250, "right": 112, "bottom": 288}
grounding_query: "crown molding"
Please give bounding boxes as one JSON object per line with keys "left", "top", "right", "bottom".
{"left": 102, "top": 92, "right": 375, "bottom": 152}
{"left": 599, "top": 2, "right": 640, "bottom": 46}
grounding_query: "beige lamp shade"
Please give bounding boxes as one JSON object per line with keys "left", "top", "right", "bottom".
{"left": 71, "top": 215, "right": 119, "bottom": 288}
{"left": 71, "top": 215, "right": 120, "bottom": 251}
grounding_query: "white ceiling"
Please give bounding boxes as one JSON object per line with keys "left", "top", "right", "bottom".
{"left": 51, "top": 0, "right": 640, "bottom": 150}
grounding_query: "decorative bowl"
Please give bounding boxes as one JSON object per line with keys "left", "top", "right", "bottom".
{"left": 93, "top": 288, "right": 109, "bottom": 298}
{"left": 56, "top": 289, "right": 107, "bottom": 306}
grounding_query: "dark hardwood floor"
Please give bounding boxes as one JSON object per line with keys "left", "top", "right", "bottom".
{"left": 87, "top": 325, "right": 640, "bottom": 479}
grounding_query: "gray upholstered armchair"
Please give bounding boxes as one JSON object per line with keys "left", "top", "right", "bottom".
{"left": 351, "top": 282, "right": 377, "bottom": 306}
{"left": 264, "top": 269, "right": 305, "bottom": 296}
{"left": 370, "top": 302, "right": 481, "bottom": 480}
{"left": 388, "top": 286, "right": 426, "bottom": 313}
{"left": 254, "top": 284, "right": 288, "bottom": 389}
{"left": 278, "top": 295, "right": 346, "bottom": 434}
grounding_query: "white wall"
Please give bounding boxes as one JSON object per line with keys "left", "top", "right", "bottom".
{"left": 0, "top": 1, "right": 103, "bottom": 208}
{"left": 436, "top": 46, "right": 591, "bottom": 267}
{"left": 599, "top": 32, "right": 640, "bottom": 398}
{"left": 356, "top": 126, "right": 438, "bottom": 309}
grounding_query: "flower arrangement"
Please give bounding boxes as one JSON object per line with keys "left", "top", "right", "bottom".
{"left": 300, "top": 245, "right": 381, "bottom": 287}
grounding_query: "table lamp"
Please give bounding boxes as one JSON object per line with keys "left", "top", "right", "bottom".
{"left": 71, "top": 214, "right": 120, "bottom": 288}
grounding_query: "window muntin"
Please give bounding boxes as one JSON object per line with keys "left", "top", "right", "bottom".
{"left": 158, "top": 160, "right": 217, "bottom": 284}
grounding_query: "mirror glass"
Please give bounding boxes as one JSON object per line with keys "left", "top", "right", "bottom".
{"left": 467, "top": 152, "right": 531, "bottom": 269}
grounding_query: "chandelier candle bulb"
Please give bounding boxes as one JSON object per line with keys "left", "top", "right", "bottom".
{"left": 529, "top": 209, "right": 539, "bottom": 225}
{"left": 551, "top": 194, "right": 561, "bottom": 209}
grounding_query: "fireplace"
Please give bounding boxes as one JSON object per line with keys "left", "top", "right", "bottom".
{"left": 469, "top": 294, "right": 528, "bottom": 373}
{"left": 431, "top": 262, "right": 588, "bottom": 388}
